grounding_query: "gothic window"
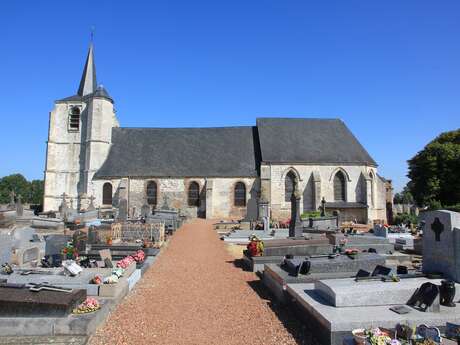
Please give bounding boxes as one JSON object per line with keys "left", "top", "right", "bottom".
{"left": 102, "top": 182, "right": 112, "bottom": 205}
{"left": 69, "top": 106, "right": 80, "bottom": 131}
{"left": 333, "top": 171, "right": 346, "bottom": 201}
{"left": 146, "top": 181, "right": 158, "bottom": 207}
{"left": 188, "top": 182, "right": 200, "bottom": 207}
{"left": 285, "top": 171, "right": 296, "bottom": 202}
{"left": 234, "top": 182, "right": 246, "bottom": 207}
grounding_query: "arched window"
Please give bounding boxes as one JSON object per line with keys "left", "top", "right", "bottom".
{"left": 285, "top": 171, "right": 296, "bottom": 202}
{"left": 102, "top": 182, "right": 112, "bottom": 205}
{"left": 333, "top": 171, "right": 346, "bottom": 201}
{"left": 234, "top": 182, "right": 246, "bottom": 207}
{"left": 188, "top": 182, "right": 200, "bottom": 207}
{"left": 146, "top": 181, "right": 157, "bottom": 207}
{"left": 69, "top": 106, "right": 80, "bottom": 131}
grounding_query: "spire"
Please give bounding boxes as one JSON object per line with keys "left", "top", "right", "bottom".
{"left": 77, "top": 43, "right": 97, "bottom": 96}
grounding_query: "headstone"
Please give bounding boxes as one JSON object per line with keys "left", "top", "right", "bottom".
{"left": 320, "top": 197, "right": 326, "bottom": 217}
{"left": 161, "top": 195, "right": 170, "bottom": 210}
{"left": 141, "top": 203, "right": 151, "bottom": 218}
{"left": 22, "top": 247, "right": 39, "bottom": 263}
{"left": 87, "top": 195, "right": 96, "bottom": 212}
{"left": 62, "top": 260, "right": 83, "bottom": 276}
{"left": 45, "top": 235, "right": 71, "bottom": 256}
{"left": 87, "top": 226, "right": 100, "bottom": 244}
{"left": 72, "top": 229, "right": 87, "bottom": 253}
{"left": 99, "top": 249, "right": 112, "bottom": 262}
{"left": 78, "top": 193, "right": 90, "bottom": 211}
{"left": 118, "top": 198, "right": 128, "bottom": 221}
{"left": 422, "top": 210, "right": 460, "bottom": 282}
{"left": 15, "top": 195, "right": 23, "bottom": 217}
{"left": 0, "top": 233, "right": 13, "bottom": 264}
{"left": 289, "top": 178, "right": 303, "bottom": 238}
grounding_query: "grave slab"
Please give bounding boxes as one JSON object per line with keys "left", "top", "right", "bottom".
{"left": 315, "top": 277, "right": 460, "bottom": 307}
{"left": 0, "top": 287, "right": 86, "bottom": 316}
{"left": 286, "top": 283, "right": 460, "bottom": 345}
{"left": 127, "top": 269, "right": 141, "bottom": 291}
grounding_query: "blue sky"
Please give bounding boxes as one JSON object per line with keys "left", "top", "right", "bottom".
{"left": 0, "top": 1, "right": 459, "bottom": 192}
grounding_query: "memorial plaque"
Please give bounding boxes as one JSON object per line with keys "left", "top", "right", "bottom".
{"left": 22, "top": 247, "right": 39, "bottom": 263}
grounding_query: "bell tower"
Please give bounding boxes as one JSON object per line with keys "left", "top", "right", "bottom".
{"left": 43, "top": 42, "right": 119, "bottom": 212}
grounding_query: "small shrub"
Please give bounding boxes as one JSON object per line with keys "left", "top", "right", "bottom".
{"left": 445, "top": 204, "right": 460, "bottom": 213}
{"left": 393, "top": 213, "right": 418, "bottom": 226}
{"left": 301, "top": 211, "right": 321, "bottom": 219}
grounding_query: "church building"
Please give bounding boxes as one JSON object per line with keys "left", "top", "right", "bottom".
{"left": 44, "top": 44, "right": 391, "bottom": 224}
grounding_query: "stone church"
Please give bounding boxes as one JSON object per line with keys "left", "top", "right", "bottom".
{"left": 44, "top": 44, "right": 391, "bottom": 223}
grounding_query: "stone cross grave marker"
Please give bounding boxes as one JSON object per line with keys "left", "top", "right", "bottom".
{"left": 87, "top": 195, "right": 96, "bottom": 211}
{"left": 118, "top": 198, "right": 128, "bottom": 221}
{"left": 289, "top": 177, "right": 303, "bottom": 238}
{"left": 16, "top": 195, "right": 23, "bottom": 217}
{"left": 141, "top": 203, "right": 151, "bottom": 218}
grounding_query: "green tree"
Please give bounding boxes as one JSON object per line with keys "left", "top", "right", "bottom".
{"left": 29, "top": 180, "right": 44, "bottom": 205}
{"left": 0, "top": 174, "right": 31, "bottom": 204}
{"left": 407, "top": 129, "right": 460, "bottom": 206}
{"left": 393, "top": 185, "right": 414, "bottom": 204}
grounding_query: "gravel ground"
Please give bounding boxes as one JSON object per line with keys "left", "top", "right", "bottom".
{"left": 89, "top": 219, "right": 308, "bottom": 345}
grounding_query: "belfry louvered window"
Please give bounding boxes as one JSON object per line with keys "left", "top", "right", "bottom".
{"left": 69, "top": 106, "right": 80, "bottom": 131}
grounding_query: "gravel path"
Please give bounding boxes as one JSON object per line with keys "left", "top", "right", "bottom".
{"left": 89, "top": 219, "right": 305, "bottom": 345}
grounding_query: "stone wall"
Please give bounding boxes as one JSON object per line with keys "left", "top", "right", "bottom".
{"left": 266, "top": 164, "right": 386, "bottom": 223}
{"left": 44, "top": 97, "right": 119, "bottom": 212}
{"left": 91, "top": 177, "right": 258, "bottom": 220}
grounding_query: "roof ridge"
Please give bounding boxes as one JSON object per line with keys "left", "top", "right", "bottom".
{"left": 116, "top": 125, "right": 254, "bottom": 130}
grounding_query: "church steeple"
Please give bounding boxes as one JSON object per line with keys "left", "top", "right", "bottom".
{"left": 77, "top": 43, "right": 97, "bottom": 96}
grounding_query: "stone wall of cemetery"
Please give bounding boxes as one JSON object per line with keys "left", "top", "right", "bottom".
{"left": 266, "top": 164, "right": 387, "bottom": 223}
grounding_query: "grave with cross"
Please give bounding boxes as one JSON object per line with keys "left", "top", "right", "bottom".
{"left": 422, "top": 210, "right": 460, "bottom": 282}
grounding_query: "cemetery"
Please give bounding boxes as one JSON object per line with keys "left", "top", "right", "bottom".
{"left": 253, "top": 209, "right": 460, "bottom": 344}
{"left": 3, "top": 182, "right": 460, "bottom": 344}
{"left": 0, "top": 191, "right": 176, "bottom": 338}
{"left": 1, "top": 7, "right": 458, "bottom": 342}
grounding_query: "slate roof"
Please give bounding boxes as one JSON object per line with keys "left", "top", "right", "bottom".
{"left": 94, "top": 126, "right": 260, "bottom": 179}
{"left": 256, "top": 118, "right": 377, "bottom": 166}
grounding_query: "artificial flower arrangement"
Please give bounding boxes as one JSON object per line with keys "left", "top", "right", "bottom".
{"left": 72, "top": 297, "right": 100, "bottom": 314}
{"left": 116, "top": 250, "right": 146, "bottom": 269}
{"left": 117, "top": 256, "right": 135, "bottom": 269}
{"left": 62, "top": 243, "right": 78, "bottom": 260}
{"left": 131, "top": 250, "right": 145, "bottom": 263}
{"left": 90, "top": 274, "right": 103, "bottom": 285}
{"left": 352, "top": 324, "right": 443, "bottom": 345}
{"left": 352, "top": 328, "right": 399, "bottom": 345}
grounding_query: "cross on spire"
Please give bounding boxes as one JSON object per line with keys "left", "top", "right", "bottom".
{"left": 431, "top": 217, "right": 444, "bottom": 242}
